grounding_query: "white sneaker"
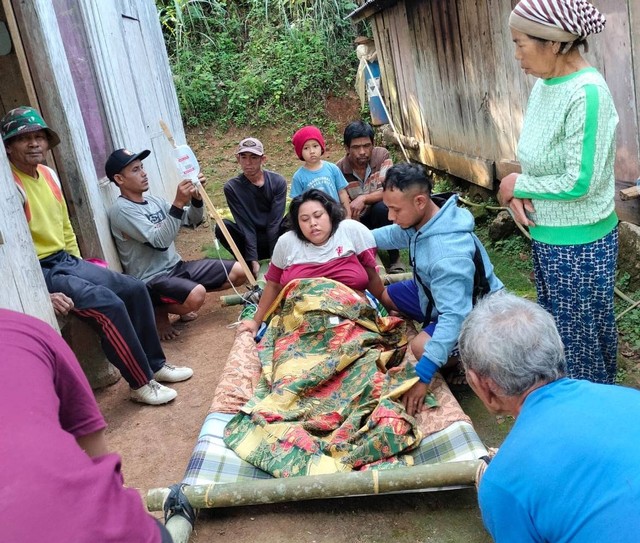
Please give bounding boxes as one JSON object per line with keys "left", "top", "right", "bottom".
{"left": 153, "top": 363, "right": 194, "bottom": 383}
{"left": 130, "top": 380, "right": 177, "bottom": 405}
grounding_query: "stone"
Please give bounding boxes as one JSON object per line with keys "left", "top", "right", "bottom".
{"left": 488, "top": 211, "right": 518, "bottom": 242}
{"left": 618, "top": 221, "right": 640, "bottom": 291}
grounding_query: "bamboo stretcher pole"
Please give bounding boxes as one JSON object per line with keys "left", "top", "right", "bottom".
{"left": 382, "top": 272, "right": 413, "bottom": 284}
{"left": 159, "top": 120, "right": 257, "bottom": 286}
{"left": 199, "top": 190, "right": 258, "bottom": 287}
{"left": 147, "top": 460, "right": 484, "bottom": 512}
{"left": 220, "top": 262, "right": 268, "bottom": 306}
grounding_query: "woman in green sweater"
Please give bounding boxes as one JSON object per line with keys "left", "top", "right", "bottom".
{"left": 498, "top": 0, "right": 618, "bottom": 384}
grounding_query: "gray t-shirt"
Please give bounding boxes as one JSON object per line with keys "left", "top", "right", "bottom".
{"left": 109, "top": 195, "right": 203, "bottom": 282}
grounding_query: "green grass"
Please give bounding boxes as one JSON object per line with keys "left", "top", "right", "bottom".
{"left": 474, "top": 224, "right": 536, "bottom": 299}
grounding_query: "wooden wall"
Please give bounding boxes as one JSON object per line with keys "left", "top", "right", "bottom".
{"left": 0, "top": 139, "right": 58, "bottom": 328}
{"left": 366, "top": 0, "right": 640, "bottom": 223}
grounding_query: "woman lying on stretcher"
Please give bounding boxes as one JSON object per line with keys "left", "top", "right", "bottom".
{"left": 238, "top": 189, "right": 384, "bottom": 336}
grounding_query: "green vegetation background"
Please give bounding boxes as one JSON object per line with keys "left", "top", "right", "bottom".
{"left": 157, "top": 0, "right": 364, "bottom": 128}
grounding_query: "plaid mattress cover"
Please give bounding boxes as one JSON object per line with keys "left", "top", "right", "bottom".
{"left": 182, "top": 412, "right": 488, "bottom": 487}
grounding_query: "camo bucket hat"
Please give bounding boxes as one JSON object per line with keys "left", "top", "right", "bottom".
{"left": 0, "top": 106, "right": 61, "bottom": 148}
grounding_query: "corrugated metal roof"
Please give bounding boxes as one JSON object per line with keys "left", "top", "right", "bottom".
{"left": 345, "top": 0, "right": 400, "bottom": 22}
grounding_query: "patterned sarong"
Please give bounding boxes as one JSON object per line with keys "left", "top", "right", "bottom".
{"left": 532, "top": 227, "right": 618, "bottom": 384}
{"left": 224, "top": 278, "right": 431, "bottom": 476}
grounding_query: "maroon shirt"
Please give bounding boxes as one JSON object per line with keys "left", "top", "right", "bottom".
{"left": 0, "top": 309, "right": 161, "bottom": 542}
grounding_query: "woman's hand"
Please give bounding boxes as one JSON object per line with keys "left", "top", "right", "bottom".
{"left": 508, "top": 197, "right": 536, "bottom": 227}
{"left": 499, "top": 173, "right": 535, "bottom": 226}
{"left": 497, "top": 172, "right": 518, "bottom": 206}
{"left": 237, "top": 319, "right": 259, "bottom": 335}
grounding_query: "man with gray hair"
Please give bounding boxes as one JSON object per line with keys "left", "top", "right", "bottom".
{"left": 459, "top": 291, "right": 640, "bottom": 542}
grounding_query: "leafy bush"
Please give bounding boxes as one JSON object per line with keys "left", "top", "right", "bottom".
{"left": 156, "top": 0, "right": 364, "bottom": 127}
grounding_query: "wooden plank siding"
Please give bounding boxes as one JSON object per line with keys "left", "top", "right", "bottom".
{"left": 362, "top": 0, "right": 640, "bottom": 223}
{"left": 0, "top": 0, "right": 188, "bottom": 315}
{"left": 0, "top": 141, "right": 58, "bottom": 328}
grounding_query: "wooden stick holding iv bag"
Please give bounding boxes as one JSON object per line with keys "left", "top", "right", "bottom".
{"left": 159, "top": 120, "right": 257, "bottom": 286}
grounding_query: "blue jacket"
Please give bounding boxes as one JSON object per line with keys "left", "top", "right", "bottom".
{"left": 373, "top": 194, "right": 503, "bottom": 376}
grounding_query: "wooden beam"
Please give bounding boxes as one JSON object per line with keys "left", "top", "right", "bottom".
{"left": 0, "top": 145, "right": 58, "bottom": 328}
{"left": 628, "top": 0, "right": 640, "bottom": 170}
{"left": 1, "top": 0, "right": 38, "bottom": 108}
{"left": 495, "top": 160, "right": 521, "bottom": 180}
{"left": 347, "top": 0, "right": 399, "bottom": 23}
{"left": 10, "top": 0, "right": 118, "bottom": 262}
{"left": 382, "top": 126, "right": 495, "bottom": 189}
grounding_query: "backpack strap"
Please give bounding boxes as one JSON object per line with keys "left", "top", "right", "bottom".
{"left": 413, "top": 239, "right": 491, "bottom": 328}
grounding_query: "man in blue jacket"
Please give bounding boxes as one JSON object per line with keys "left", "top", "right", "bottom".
{"left": 373, "top": 163, "right": 503, "bottom": 415}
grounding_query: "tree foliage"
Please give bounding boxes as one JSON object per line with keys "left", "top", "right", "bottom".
{"left": 156, "top": 0, "right": 366, "bottom": 127}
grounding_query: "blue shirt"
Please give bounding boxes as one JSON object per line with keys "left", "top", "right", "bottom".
{"left": 479, "top": 378, "right": 640, "bottom": 542}
{"left": 290, "top": 161, "right": 348, "bottom": 203}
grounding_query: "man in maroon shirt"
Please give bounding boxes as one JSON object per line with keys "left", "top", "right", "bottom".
{"left": 0, "top": 308, "right": 173, "bottom": 542}
{"left": 336, "top": 121, "right": 404, "bottom": 273}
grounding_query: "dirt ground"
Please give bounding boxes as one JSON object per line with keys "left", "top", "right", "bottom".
{"left": 93, "top": 94, "right": 640, "bottom": 542}
{"left": 95, "top": 222, "right": 499, "bottom": 543}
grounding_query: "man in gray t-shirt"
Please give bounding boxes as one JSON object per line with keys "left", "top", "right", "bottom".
{"left": 107, "top": 148, "right": 246, "bottom": 340}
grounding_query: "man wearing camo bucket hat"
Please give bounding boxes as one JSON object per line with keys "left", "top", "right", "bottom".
{"left": 1, "top": 106, "right": 194, "bottom": 405}
{"left": 497, "top": 1, "right": 620, "bottom": 385}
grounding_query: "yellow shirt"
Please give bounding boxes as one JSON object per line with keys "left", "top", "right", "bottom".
{"left": 12, "top": 164, "right": 80, "bottom": 259}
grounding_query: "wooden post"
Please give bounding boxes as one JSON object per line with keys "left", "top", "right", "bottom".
{"left": 619, "top": 185, "right": 640, "bottom": 201}
{"left": 159, "top": 120, "right": 257, "bottom": 286}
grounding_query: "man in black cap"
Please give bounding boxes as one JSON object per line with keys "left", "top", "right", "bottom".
{"left": 107, "top": 148, "right": 246, "bottom": 340}
{"left": 1, "top": 106, "right": 193, "bottom": 406}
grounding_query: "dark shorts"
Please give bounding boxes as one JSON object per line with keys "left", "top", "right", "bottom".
{"left": 147, "top": 259, "right": 235, "bottom": 305}
{"left": 387, "top": 279, "right": 460, "bottom": 356}
{"left": 386, "top": 279, "right": 436, "bottom": 336}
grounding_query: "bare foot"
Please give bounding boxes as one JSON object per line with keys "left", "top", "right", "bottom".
{"left": 159, "top": 324, "right": 180, "bottom": 341}
{"left": 155, "top": 307, "right": 181, "bottom": 341}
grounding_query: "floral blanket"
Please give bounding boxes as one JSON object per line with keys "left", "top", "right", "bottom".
{"left": 223, "top": 278, "right": 434, "bottom": 477}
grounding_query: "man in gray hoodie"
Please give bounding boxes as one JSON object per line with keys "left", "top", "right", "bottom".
{"left": 373, "top": 163, "right": 503, "bottom": 415}
{"left": 107, "top": 148, "right": 246, "bottom": 340}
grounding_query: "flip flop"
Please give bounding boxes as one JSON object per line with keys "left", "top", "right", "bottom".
{"left": 179, "top": 311, "right": 199, "bottom": 323}
{"left": 387, "top": 263, "right": 406, "bottom": 274}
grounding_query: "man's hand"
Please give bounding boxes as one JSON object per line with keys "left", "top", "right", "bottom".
{"left": 173, "top": 180, "right": 199, "bottom": 208}
{"left": 237, "top": 319, "right": 259, "bottom": 335}
{"left": 50, "top": 292, "right": 74, "bottom": 316}
{"left": 349, "top": 195, "right": 367, "bottom": 220}
{"left": 195, "top": 172, "right": 207, "bottom": 194}
{"left": 401, "top": 381, "right": 431, "bottom": 417}
{"left": 251, "top": 260, "right": 260, "bottom": 276}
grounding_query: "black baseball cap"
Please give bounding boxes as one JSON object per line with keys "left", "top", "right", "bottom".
{"left": 105, "top": 148, "right": 151, "bottom": 181}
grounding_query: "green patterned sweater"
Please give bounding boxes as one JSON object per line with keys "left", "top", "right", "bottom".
{"left": 514, "top": 67, "right": 618, "bottom": 245}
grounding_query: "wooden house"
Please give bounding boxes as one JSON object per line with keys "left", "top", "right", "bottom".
{"left": 349, "top": 0, "right": 640, "bottom": 223}
{"left": 0, "top": 0, "right": 186, "bottom": 325}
